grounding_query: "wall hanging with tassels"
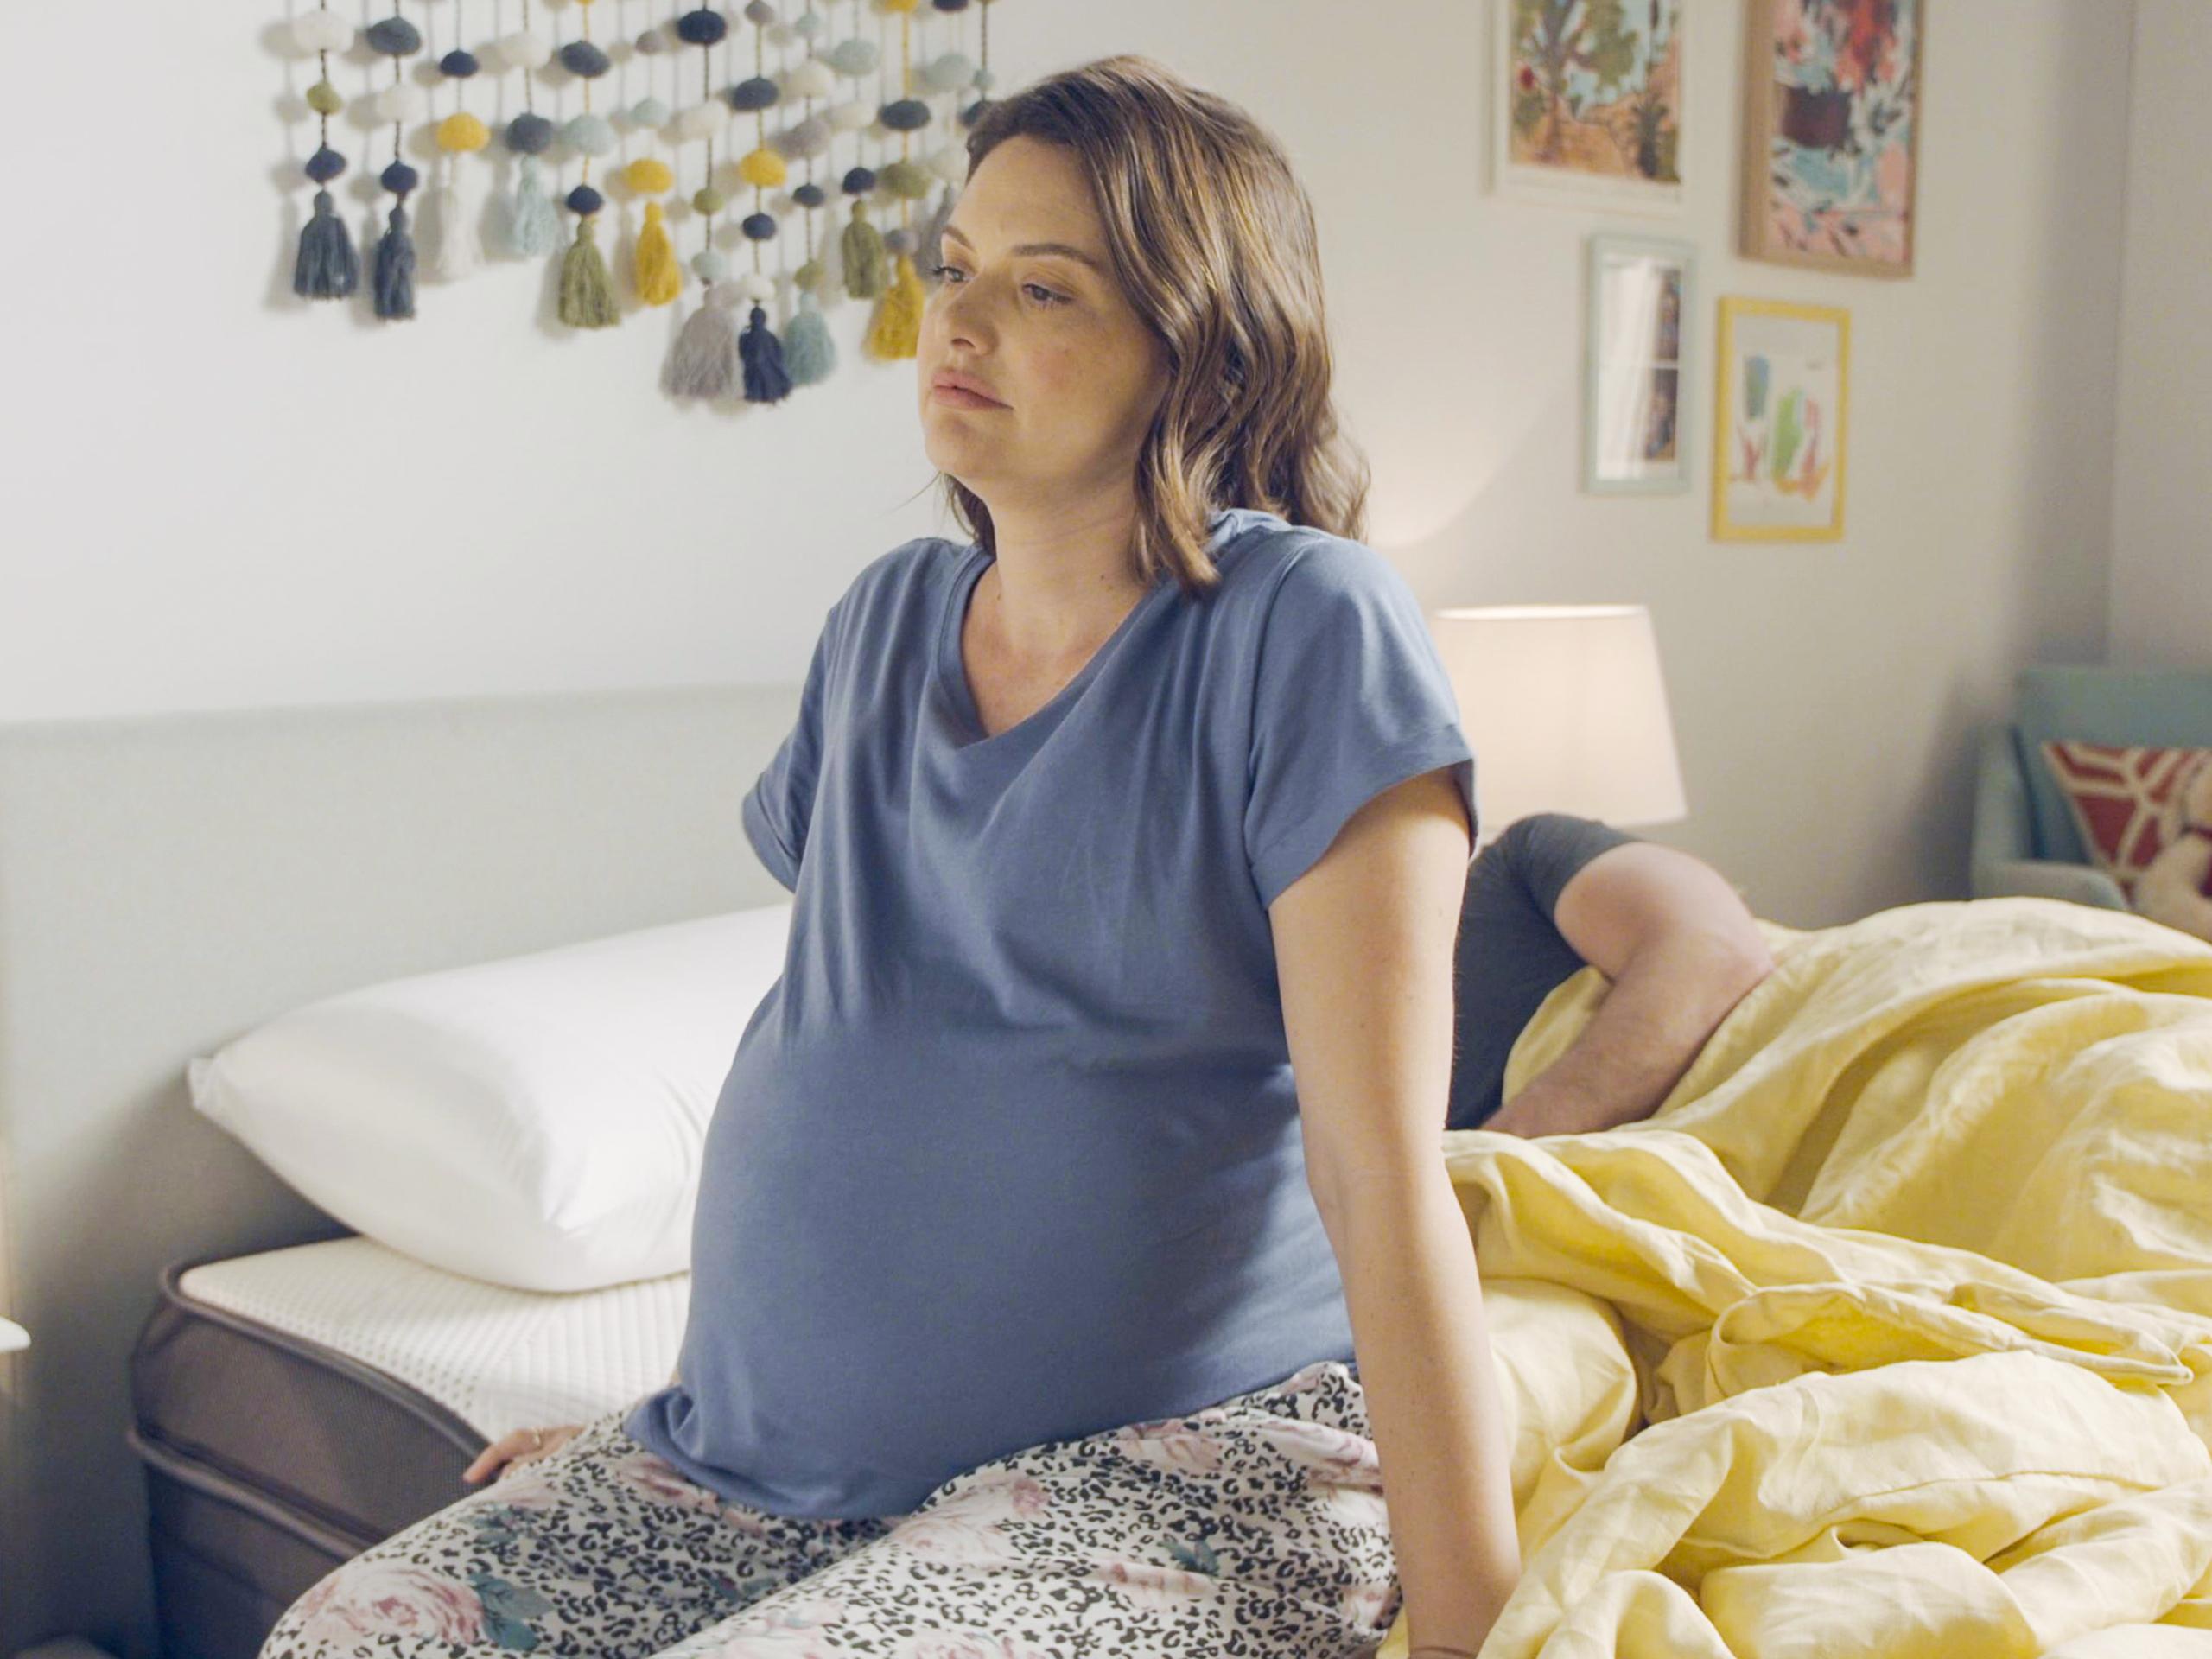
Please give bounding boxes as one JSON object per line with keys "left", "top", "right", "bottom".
{"left": 276, "top": 0, "right": 1010, "bottom": 404}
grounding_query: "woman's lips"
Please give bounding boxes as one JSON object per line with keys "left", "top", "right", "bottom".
{"left": 931, "top": 384, "right": 1007, "bottom": 409}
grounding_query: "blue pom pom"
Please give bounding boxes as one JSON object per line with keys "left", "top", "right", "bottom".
{"left": 566, "top": 183, "right": 606, "bottom": 216}
{"left": 742, "top": 211, "right": 779, "bottom": 239}
{"left": 842, "top": 165, "right": 877, "bottom": 194}
{"left": 380, "top": 159, "right": 421, "bottom": 195}
{"left": 365, "top": 16, "right": 423, "bottom": 54}
{"left": 560, "top": 41, "right": 612, "bottom": 77}
{"left": 728, "top": 75, "right": 780, "bottom": 111}
{"left": 305, "top": 144, "right": 348, "bottom": 184}
{"left": 880, "top": 98, "right": 931, "bottom": 132}
{"left": 506, "top": 112, "right": 556, "bottom": 154}
{"left": 792, "top": 181, "right": 827, "bottom": 209}
{"left": 960, "top": 98, "right": 988, "bottom": 130}
{"left": 676, "top": 9, "right": 729, "bottom": 46}
{"left": 439, "top": 49, "right": 480, "bottom": 77}
{"left": 933, "top": 0, "right": 971, "bottom": 10}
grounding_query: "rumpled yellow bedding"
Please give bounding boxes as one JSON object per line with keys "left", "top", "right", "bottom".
{"left": 1377, "top": 896, "right": 2212, "bottom": 1658}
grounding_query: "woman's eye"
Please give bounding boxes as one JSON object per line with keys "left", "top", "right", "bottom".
{"left": 927, "top": 264, "right": 1065, "bottom": 307}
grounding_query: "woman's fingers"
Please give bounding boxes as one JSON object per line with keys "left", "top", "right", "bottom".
{"left": 461, "top": 1424, "right": 584, "bottom": 1484}
{"left": 462, "top": 1429, "right": 533, "bottom": 1484}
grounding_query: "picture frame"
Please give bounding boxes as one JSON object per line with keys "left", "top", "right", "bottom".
{"left": 1583, "top": 233, "right": 1694, "bottom": 495}
{"left": 1711, "top": 296, "right": 1849, "bottom": 542}
{"left": 1494, "top": 0, "right": 1686, "bottom": 214}
{"left": 1740, "top": 0, "right": 1924, "bottom": 276}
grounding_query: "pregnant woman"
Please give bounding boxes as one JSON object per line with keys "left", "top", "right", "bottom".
{"left": 265, "top": 54, "right": 1519, "bottom": 1659}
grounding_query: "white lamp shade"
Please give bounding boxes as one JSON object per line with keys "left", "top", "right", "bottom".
{"left": 1429, "top": 603, "right": 1688, "bottom": 843}
{"left": 0, "top": 1318, "right": 25, "bottom": 1355}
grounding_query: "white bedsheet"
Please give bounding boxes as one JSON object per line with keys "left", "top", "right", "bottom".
{"left": 177, "top": 1235, "right": 688, "bottom": 1440}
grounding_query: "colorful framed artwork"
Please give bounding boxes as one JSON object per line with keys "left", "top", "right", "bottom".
{"left": 1742, "top": 0, "right": 1924, "bottom": 275}
{"left": 1583, "top": 234, "right": 1694, "bottom": 494}
{"left": 1712, "top": 297, "right": 1849, "bottom": 541}
{"left": 1496, "top": 0, "right": 1685, "bottom": 213}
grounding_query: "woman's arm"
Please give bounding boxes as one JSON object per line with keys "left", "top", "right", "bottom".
{"left": 1269, "top": 766, "right": 1519, "bottom": 1654}
{"left": 1488, "top": 842, "right": 1773, "bottom": 1137}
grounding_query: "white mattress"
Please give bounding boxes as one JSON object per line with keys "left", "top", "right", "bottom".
{"left": 177, "top": 1235, "right": 689, "bottom": 1440}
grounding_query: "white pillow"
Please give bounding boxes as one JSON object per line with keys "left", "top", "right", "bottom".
{"left": 188, "top": 903, "right": 794, "bottom": 1291}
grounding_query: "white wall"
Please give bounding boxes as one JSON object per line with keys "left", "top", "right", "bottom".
{"left": 0, "top": 4, "right": 2139, "bottom": 935}
{"left": 2107, "top": 0, "right": 2212, "bottom": 670}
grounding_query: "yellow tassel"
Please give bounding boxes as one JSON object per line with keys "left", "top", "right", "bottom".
{"left": 635, "top": 201, "right": 681, "bottom": 306}
{"left": 863, "top": 252, "right": 925, "bottom": 360}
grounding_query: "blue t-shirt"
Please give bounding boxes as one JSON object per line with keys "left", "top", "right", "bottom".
{"left": 624, "top": 505, "right": 1478, "bottom": 1518}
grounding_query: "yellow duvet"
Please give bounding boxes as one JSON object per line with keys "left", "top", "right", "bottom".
{"left": 1379, "top": 896, "right": 2212, "bottom": 1658}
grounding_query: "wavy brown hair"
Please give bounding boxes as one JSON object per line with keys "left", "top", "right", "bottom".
{"left": 937, "top": 54, "right": 1370, "bottom": 600}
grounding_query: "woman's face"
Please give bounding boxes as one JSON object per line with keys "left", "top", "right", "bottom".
{"left": 918, "top": 136, "right": 1172, "bottom": 511}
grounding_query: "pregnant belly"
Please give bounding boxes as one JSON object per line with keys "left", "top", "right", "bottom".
{"left": 675, "top": 1015, "right": 1351, "bottom": 1489}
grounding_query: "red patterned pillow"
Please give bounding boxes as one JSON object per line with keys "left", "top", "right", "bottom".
{"left": 2040, "top": 740, "right": 2212, "bottom": 899}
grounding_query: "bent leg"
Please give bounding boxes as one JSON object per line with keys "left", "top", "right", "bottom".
{"left": 653, "top": 1360, "right": 1400, "bottom": 1658}
{"left": 261, "top": 1406, "right": 895, "bottom": 1659}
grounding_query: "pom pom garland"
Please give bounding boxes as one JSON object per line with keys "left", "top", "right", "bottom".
{"left": 290, "top": 10, "right": 353, "bottom": 53}
{"left": 559, "top": 40, "right": 613, "bottom": 78}
{"left": 554, "top": 0, "right": 620, "bottom": 327}
{"left": 423, "top": 3, "right": 488, "bottom": 282}
{"left": 365, "top": 16, "right": 423, "bottom": 55}
{"left": 728, "top": 75, "right": 781, "bottom": 111}
{"left": 785, "top": 56, "right": 836, "bottom": 100}
{"left": 372, "top": 80, "right": 428, "bottom": 124}
{"left": 291, "top": 0, "right": 359, "bottom": 301}
{"left": 369, "top": 4, "right": 423, "bottom": 318}
{"left": 273, "top": 0, "right": 1018, "bottom": 401}
{"left": 499, "top": 29, "right": 554, "bottom": 69}
{"left": 505, "top": 111, "right": 556, "bottom": 153}
{"left": 493, "top": 0, "right": 561, "bottom": 255}
{"left": 622, "top": 44, "right": 685, "bottom": 308}
{"left": 563, "top": 112, "right": 619, "bottom": 156}
{"left": 435, "top": 111, "right": 491, "bottom": 152}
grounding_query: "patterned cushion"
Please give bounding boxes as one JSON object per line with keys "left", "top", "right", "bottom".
{"left": 2039, "top": 740, "right": 2212, "bottom": 899}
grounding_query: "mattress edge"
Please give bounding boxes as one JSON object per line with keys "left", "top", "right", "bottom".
{"left": 149, "top": 1251, "right": 487, "bottom": 1456}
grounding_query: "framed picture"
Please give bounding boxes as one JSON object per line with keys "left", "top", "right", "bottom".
{"left": 1584, "top": 234, "right": 1694, "bottom": 494}
{"left": 1741, "top": 0, "right": 1924, "bottom": 275}
{"left": 1712, "top": 296, "right": 1849, "bottom": 541}
{"left": 1495, "top": 0, "right": 1685, "bottom": 213}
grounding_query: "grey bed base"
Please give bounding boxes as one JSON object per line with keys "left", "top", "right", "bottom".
{"left": 127, "top": 1254, "right": 493, "bottom": 1659}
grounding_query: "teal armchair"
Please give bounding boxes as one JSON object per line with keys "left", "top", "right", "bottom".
{"left": 1971, "top": 664, "right": 2212, "bottom": 910}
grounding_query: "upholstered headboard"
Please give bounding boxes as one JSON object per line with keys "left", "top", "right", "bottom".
{"left": 0, "top": 683, "right": 801, "bottom": 1658}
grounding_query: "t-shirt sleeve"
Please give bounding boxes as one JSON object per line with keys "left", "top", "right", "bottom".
{"left": 1503, "top": 812, "right": 1643, "bottom": 918}
{"left": 741, "top": 610, "right": 837, "bottom": 893}
{"left": 1243, "top": 540, "right": 1478, "bottom": 910}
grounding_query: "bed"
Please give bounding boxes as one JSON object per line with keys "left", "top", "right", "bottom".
{"left": 126, "top": 1237, "right": 686, "bottom": 1659}
{"left": 0, "top": 684, "right": 801, "bottom": 1659}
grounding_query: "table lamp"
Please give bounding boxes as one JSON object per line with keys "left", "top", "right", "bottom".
{"left": 1428, "top": 603, "right": 1688, "bottom": 849}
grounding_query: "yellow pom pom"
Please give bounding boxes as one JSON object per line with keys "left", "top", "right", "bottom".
{"left": 624, "top": 156, "right": 676, "bottom": 195}
{"left": 878, "top": 0, "right": 922, "bottom": 10}
{"left": 736, "top": 147, "right": 788, "bottom": 189}
{"left": 634, "top": 201, "right": 682, "bottom": 306}
{"left": 435, "top": 111, "right": 492, "bottom": 154}
{"left": 864, "top": 252, "right": 925, "bottom": 360}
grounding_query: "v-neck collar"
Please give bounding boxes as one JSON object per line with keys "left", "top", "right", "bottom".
{"left": 931, "top": 507, "right": 1260, "bottom": 756}
{"left": 935, "top": 547, "right": 1166, "bottom": 754}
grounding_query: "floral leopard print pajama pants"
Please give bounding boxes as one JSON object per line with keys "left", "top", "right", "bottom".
{"left": 261, "top": 1357, "right": 1400, "bottom": 1659}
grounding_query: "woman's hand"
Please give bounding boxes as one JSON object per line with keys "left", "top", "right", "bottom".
{"left": 463, "top": 1423, "right": 583, "bottom": 1484}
